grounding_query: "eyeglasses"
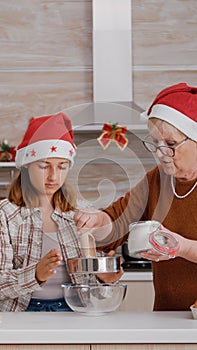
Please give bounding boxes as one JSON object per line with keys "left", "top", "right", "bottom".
{"left": 142, "top": 136, "right": 189, "bottom": 158}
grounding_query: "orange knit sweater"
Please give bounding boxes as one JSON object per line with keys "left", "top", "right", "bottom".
{"left": 103, "top": 166, "right": 197, "bottom": 311}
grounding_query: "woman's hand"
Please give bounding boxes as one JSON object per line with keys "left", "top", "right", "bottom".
{"left": 96, "top": 250, "right": 124, "bottom": 283}
{"left": 140, "top": 226, "right": 190, "bottom": 263}
{"left": 140, "top": 249, "right": 170, "bottom": 262}
{"left": 74, "top": 208, "right": 112, "bottom": 241}
{"left": 140, "top": 225, "right": 178, "bottom": 262}
{"left": 36, "top": 249, "right": 62, "bottom": 283}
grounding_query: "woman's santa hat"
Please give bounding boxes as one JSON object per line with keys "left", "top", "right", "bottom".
{"left": 15, "top": 112, "right": 76, "bottom": 169}
{"left": 142, "top": 82, "right": 197, "bottom": 142}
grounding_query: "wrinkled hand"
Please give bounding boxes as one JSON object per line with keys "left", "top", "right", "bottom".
{"left": 140, "top": 226, "right": 181, "bottom": 262}
{"left": 74, "top": 208, "right": 112, "bottom": 241}
{"left": 36, "top": 249, "right": 62, "bottom": 283}
{"left": 140, "top": 249, "right": 170, "bottom": 262}
{"left": 96, "top": 250, "right": 124, "bottom": 283}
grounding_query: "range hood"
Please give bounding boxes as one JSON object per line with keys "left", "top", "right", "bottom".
{"left": 66, "top": 0, "right": 147, "bottom": 131}
{"left": 93, "top": 0, "right": 132, "bottom": 103}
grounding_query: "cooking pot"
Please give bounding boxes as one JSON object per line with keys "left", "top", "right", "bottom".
{"left": 127, "top": 220, "right": 180, "bottom": 259}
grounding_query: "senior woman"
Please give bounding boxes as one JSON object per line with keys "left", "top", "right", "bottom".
{"left": 74, "top": 82, "right": 197, "bottom": 311}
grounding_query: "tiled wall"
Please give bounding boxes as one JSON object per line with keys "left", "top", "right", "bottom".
{"left": 68, "top": 130, "right": 156, "bottom": 209}
{"left": 0, "top": 0, "right": 196, "bottom": 146}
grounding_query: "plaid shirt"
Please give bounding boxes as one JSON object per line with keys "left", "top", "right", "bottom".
{"left": 0, "top": 198, "right": 91, "bottom": 311}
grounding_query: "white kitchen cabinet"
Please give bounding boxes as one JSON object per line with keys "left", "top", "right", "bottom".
{"left": 92, "top": 346, "right": 197, "bottom": 350}
{"left": 1, "top": 346, "right": 196, "bottom": 350}
{"left": 118, "top": 281, "right": 155, "bottom": 312}
{"left": 0, "top": 346, "right": 89, "bottom": 350}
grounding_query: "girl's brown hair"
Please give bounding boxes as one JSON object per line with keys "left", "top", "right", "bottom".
{"left": 8, "top": 167, "right": 76, "bottom": 212}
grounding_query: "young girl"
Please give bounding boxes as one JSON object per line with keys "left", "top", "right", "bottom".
{"left": 0, "top": 112, "right": 122, "bottom": 312}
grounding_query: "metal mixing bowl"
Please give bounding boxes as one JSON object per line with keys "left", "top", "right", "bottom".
{"left": 67, "top": 255, "right": 121, "bottom": 274}
{"left": 62, "top": 283, "right": 127, "bottom": 316}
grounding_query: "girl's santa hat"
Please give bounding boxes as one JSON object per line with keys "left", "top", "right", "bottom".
{"left": 15, "top": 112, "right": 76, "bottom": 168}
{"left": 142, "top": 82, "right": 197, "bottom": 142}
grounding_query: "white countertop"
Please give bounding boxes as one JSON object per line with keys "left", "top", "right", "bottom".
{"left": 0, "top": 311, "right": 197, "bottom": 344}
{"left": 120, "top": 271, "right": 153, "bottom": 281}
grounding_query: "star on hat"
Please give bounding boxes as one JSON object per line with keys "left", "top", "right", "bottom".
{"left": 15, "top": 112, "right": 76, "bottom": 168}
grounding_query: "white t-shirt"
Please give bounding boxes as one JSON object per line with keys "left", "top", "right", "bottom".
{"left": 32, "top": 232, "right": 71, "bottom": 299}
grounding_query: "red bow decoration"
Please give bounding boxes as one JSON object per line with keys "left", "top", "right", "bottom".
{"left": 0, "top": 140, "right": 16, "bottom": 162}
{"left": 97, "top": 123, "right": 128, "bottom": 150}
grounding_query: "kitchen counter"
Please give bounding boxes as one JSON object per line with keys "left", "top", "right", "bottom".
{"left": 120, "top": 271, "right": 153, "bottom": 281}
{"left": 0, "top": 311, "right": 196, "bottom": 344}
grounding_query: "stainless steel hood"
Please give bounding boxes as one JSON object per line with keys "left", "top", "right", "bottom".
{"left": 93, "top": 0, "right": 132, "bottom": 103}
{"left": 92, "top": 0, "right": 146, "bottom": 130}
{"left": 65, "top": 101, "right": 145, "bottom": 132}
{"left": 66, "top": 0, "right": 147, "bottom": 131}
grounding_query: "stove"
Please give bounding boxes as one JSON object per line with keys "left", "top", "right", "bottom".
{"left": 121, "top": 242, "right": 152, "bottom": 272}
{"left": 121, "top": 259, "right": 152, "bottom": 272}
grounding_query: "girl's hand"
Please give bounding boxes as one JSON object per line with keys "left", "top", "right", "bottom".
{"left": 36, "top": 249, "right": 62, "bottom": 283}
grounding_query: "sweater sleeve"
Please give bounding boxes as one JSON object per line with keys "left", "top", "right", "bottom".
{"left": 99, "top": 170, "right": 151, "bottom": 251}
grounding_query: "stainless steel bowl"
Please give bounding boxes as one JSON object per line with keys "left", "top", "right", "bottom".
{"left": 62, "top": 283, "right": 127, "bottom": 316}
{"left": 67, "top": 255, "right": 121, "bottom": 274}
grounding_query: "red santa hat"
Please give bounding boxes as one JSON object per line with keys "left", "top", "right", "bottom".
{"left": 142, "top": 82, "right": 197, "bottom": 142}
{"left": 15, "top": 112, "right": 76, "bottom": 169}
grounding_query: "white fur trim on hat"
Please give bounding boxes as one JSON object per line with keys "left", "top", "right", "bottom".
{"left": 15, "top": 139, "right": 76, "bottom": 169}
{"left": 144, "top": 104, "right": 197, "bottom": 142}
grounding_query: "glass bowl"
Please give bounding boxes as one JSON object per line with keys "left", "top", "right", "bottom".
{"left": 62, "top": 283, "right": 127, "bottom": 316}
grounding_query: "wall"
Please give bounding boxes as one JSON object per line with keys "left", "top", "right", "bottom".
{"left": 0, "top": 0, "right": 93, "bottom": 145}
{"left": 69, "top": 131, "right": 156, "bottom": 208}
{"left": 132, "top": 0, "right": 197, "bottom": 106}
{"left": 0, "top": 0, "right": 196, "bottom": 146}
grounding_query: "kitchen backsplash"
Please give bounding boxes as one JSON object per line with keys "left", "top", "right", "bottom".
{"left": 0, "top": 130, "right": 156, "bottom": 204}
{"left": 68, "top": 130, "right": 156, "bottom": 209}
